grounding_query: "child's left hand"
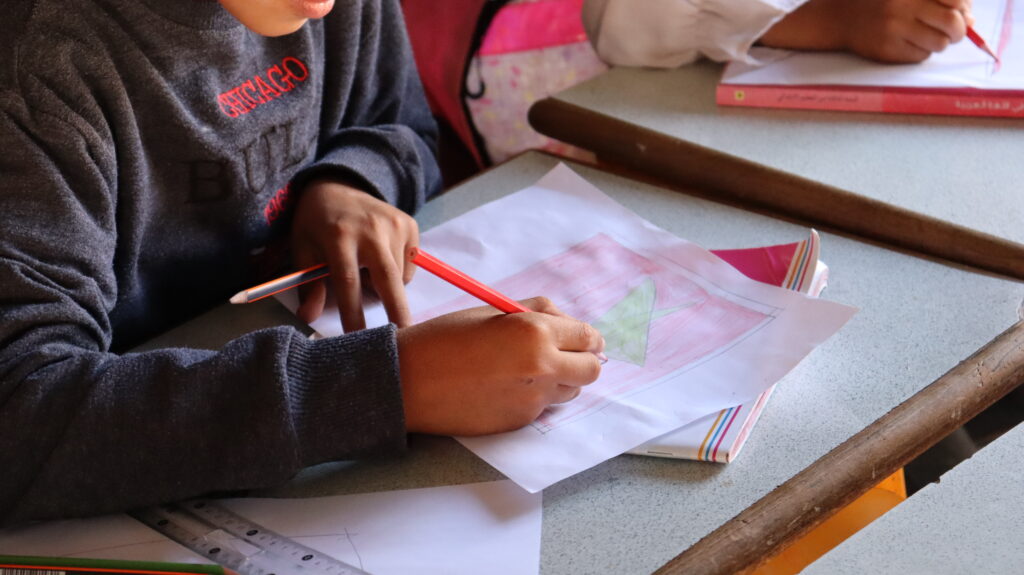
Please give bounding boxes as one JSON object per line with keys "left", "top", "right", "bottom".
{"left": 290, "top": 179, "right": 419, "bottom": 332}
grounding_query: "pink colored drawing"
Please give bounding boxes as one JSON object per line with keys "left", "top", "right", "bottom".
{"left": 414, "top": 234, "right": 772, "bottom": 433}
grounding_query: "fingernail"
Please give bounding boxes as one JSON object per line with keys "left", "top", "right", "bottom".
{"left": 596, "top": 351, "right": 609, "bottom": 364}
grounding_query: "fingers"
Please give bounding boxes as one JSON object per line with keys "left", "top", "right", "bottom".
{"left": 511, "top": 308, "right": 605, "bottom": 393}
{"left": 549, "top": 348, "right": 604, "bottom": 388}
{"left": 867, "top": 29, "right": 936, "bottom": 63}
{"left": 931, "top": 0, "right": 970, "bottom": 11}
{"left": 293, "top": 244, "right": 328, "bottom": 324}
{"left": 290, "top": 181, "right": 420, "bottom": 333}
{"left": 548, "top": 315, "right": 605, "bottom": 354}
{"left": 365, "top": 239, "right": 413, "bottom": 328}
{"left": 509, "top": 296, "right": 606, "bottom": 366}
{"left": 537, "top": 349, "right": 602, "bottom": 410}
{"left": 962, "top": 0, "right": 974, "bottom": 25}
{"left": 903, "top": 30, "right": 949, "bottom": 58}
{"left": 327, "top": 240, "right": 367, "bottom": 333}
{"left": 852, "top": 0, "right": 972, "bottom": 62}
{"left": 550, "top": 384, "right": 583, "bottom": 405}
{"left": 518, "top": 296, "right": 574, "bottom": 319}
{"left": 402, "top": 233, "right": 419, "bottom": 285}
{"left": 914, "top": 0, "right": 968, "bottom": 46}
{"left": 327, "top": 237, "right": 416, "bottom": 331}
{"left": 296, "top": 279, "right": 328, "bottom": 324}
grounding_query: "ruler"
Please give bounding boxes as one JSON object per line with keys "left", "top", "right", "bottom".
{"left": 130, "top": 500, "right": 370, "bottom": 575}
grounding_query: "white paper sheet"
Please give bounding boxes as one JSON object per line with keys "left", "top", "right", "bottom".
{"left": 0, "top": 480, "right": 541, "bottom": 575}
{"left": 723, "top": 0, "right": 1022, "bottom": 90}
{"left": 285, "top": 164, "right": 857, "bottom": 493}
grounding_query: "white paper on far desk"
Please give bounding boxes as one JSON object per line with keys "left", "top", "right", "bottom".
{"left": 0, "top": 480, "right": 541, "bottom": 575}
{"left": 286, "top": 164, "right": 857, "bottom": 493}
{"left": 724, "top": 0, "right": 1021, "bottom": 90}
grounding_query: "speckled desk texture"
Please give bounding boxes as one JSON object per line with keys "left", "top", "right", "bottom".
{"left": 158, "top": 153, "right": 1023, "bottom": 574}
{"left": 535, "top": 61, "right": 1024, "bottom": 247}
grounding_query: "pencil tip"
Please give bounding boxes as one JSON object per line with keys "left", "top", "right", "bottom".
{"left": 229, "top": 292, "right": 247, "bottom": 304}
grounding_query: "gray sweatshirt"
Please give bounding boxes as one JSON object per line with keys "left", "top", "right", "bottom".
{"left": 0, "top": 0, "right": 442, "bottom": 525}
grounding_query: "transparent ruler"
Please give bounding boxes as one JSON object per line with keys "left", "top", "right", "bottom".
{"left": 130, "top": 500, "right": 370, "bottom": 575}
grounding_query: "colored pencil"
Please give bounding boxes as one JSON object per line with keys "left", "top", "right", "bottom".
{"left": 229, "top": 249, "right": 531, "bottom": 313}
{"left": 966, "top": 25, "right": 999, "bottom": 63}
{"left": 408, "top": 247, "right": 531, "bottom": 314}
{"left": 230, "top": 263, "right": 329, "bottom": 304}
{"left": 0, "top": 555, "right": 231, "bottom": 574}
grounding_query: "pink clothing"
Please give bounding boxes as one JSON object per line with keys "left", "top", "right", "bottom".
{"left": 468, "top": 0, "right": 608, "bottom": 164}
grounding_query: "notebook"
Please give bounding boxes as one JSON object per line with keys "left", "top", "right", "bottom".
{"left": 630, "top": 230, "right": 827, "bottom": 462}
{"left": 716, "top": 0, "right": 1024, "bottom": 118}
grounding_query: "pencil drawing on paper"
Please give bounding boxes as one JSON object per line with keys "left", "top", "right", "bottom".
{"left": 414, "top": 233, "right": 774, "bottom": 433}
{"left": 287, "top": 527, "right": 365, "bottom": 571}
{"left": 592, "top": 277, "right": 698, "bottom": 366}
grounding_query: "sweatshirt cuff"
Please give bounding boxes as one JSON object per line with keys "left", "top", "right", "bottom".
{"left": 284, "top": 324, "right": 407, "bottom": 466}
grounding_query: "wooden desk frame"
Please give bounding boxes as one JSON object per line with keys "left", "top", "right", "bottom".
{"left": 530, "top": 99, "right": 1024, "bottom": 282}
{"left": 655, "top": 319, "right": 1024, "bottom": 574}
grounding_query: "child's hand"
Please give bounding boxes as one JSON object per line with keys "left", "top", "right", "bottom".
{"left": 761, "top": 0, "right": 973, "bottom": 63}
{"left": 291, "top": 179, "right": 419, "bottom": 332}
{"left": 396, "top": 297, "right": 606, "bottom": 436}
{"left": 843, "top": 0, "right": 972, "bottom": 62}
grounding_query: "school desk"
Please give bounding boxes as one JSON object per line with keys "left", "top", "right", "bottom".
{"left": 528, "top": 61, "right": 1024, "bottom": 282}
{"left": 802, "top": 421, "right": 1024, "bottom": 574}
{"left": 139, "top": 152, "right": 1024, "bottom": 574}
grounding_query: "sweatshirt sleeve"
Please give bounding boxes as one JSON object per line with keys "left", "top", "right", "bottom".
{"left": 0, "top": 88, "right": 407, "bottom": 525}
{"left": 582, "top": 0, "right": 808, "bottom": 67}
{"left": 291, "top": 0, "right": 443, "bottom": 214}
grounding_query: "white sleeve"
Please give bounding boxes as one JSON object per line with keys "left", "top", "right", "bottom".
{"left": 582, "top": 0, "right": 809, "bottom": 68}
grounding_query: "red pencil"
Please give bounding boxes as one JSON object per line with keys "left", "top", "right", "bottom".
{"left": 409, "top": 247, "right": 530, "bottom": 314}
{"left": 966, "top": 25, "right": 999, "bottom": 63}
{"left": 409, "top": 248, "right": 607, "bottom": 361}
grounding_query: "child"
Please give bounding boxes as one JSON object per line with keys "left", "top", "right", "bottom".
{"left": 0, "top": 0, "right": 603, "bottom": 525}
{"left": 583, "top": 0, "right": 975, "bottom": 67}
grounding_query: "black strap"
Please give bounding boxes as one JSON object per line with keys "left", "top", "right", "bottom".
{"left": 461, "top": 0, "right": 513, "bottom": 165}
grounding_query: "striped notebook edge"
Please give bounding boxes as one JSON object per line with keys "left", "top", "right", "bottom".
{"left": 630, "top": 230, "right": 826, "bottom": 462}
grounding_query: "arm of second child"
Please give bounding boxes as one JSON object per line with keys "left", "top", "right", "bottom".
{"left": 760, "top": 0, "right": 973, "bottom": 63}
{"left": 288, "top": 0, "right": 442, "bottom": 332}
{"left": 584, "top": 0, "right": 973, "bottom": 67}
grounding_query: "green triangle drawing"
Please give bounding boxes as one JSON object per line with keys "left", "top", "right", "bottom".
{"left": 592, "top": 277, "right": 696, "bottom": 366}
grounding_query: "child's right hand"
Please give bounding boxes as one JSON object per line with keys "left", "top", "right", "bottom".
{"left": 396, "top": 297, "right": 605, "bottom": 436}
{"left": 761, "top": 0, "right": 974, "bottom": 64}
{"left": 842, "top": 0, "right": 973, "bottom": 63}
